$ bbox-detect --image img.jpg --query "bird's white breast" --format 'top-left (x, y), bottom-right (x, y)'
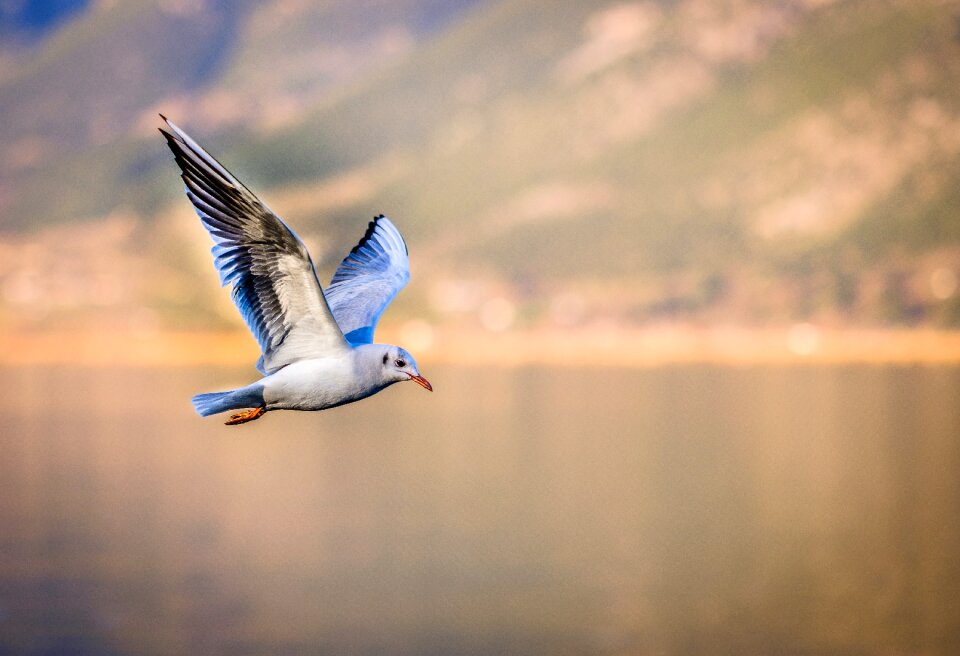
top-left (261, 353), bottom-right (384, 411)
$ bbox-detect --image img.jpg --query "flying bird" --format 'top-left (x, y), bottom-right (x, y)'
top-left (159, 115), bottom-right (432, 425)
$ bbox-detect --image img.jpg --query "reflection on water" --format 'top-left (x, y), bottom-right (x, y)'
top-left (1, 365), bottom-right (959, 655)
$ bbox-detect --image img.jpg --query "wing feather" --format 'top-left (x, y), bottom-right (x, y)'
top-left (326, 215), bottom-right (410, 344)
top-left (159, 116), bottom-right (349, 373)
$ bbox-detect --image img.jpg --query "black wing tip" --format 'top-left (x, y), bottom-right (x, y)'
top-left (157, 118), bottom-right (233, 190)
top-left (368, 213), bottom-right (408, 255)
top-left (157, 114), bottom-right (183, 148)
top-left (158, 128), bottom-right (192, 173)
top-left (350, 214), bottom-right (410, 255)
top-left (158, 128), bottom-right (185, 162)
top-left (348, 217), bottom-right (382, 255)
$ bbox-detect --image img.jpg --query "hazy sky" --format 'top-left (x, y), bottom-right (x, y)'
top-left (0, 0), bottom-right (88, 39)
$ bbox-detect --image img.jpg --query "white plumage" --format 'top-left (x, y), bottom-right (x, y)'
top-left (160, 115), bottom-right (432, 425)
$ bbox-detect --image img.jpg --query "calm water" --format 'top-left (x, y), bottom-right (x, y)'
top-left (0, 364), bottom-right (958, 655)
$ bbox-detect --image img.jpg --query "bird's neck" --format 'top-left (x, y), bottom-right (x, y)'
top-left (351, 343), bottom-right (391, 382)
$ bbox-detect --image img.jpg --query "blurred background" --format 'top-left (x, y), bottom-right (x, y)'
top-left (2, 0), bottom-right (960, 353)
top-left (1, 0), bottom-right (960, 654)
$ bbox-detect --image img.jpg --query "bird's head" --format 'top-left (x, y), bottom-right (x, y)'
top-left (381, 345), bottom-right (432, 391)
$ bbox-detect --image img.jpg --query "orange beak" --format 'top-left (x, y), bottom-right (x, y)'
top-left (409, 374), bottom-right (433, 392)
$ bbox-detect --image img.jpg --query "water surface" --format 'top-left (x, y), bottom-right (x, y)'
top-left (1, 365), bottom-right (958, 654)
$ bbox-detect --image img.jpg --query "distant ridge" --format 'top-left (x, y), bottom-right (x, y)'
top-left (1, 0), bottom-right (959, 330)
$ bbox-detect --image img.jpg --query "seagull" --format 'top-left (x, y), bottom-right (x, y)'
top-left (159, 115), bottom-right (432, 425)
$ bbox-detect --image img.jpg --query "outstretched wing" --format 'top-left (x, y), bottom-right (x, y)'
top-left (325, 215), bottom-right (410, 345)
top-left (159, 116), bottom-right (349, 374)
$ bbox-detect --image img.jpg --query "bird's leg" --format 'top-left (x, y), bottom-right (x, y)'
top-left (224, 405), bottom-right (266, 425)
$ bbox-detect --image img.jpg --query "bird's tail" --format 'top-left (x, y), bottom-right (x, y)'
top-left (192, 391), bottom-right (235, 417)
top-left (191, 385), bottom-right (265, 417)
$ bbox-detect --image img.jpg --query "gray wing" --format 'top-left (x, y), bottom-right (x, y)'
top-left (325, 215), bottom-right (410, 345)
top-left (159, 115), bottom-right (349, 374)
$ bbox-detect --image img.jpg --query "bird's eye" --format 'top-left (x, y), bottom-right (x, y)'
top-left (395, 358), bottom-right (406, 368)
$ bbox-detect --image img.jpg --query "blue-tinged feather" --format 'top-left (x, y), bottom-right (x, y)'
top-left (160, 116), bottom-right (349, 373)
top-left (325, 215), bottom-right (410, 345)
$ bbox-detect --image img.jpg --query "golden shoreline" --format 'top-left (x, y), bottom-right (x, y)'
top-left (3, 327), bottom-right (960, 367)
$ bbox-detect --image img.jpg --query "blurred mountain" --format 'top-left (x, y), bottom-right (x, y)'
top-left (2, 0), bottom-right (960, 333)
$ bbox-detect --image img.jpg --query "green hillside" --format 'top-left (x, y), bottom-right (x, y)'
top-left (2, 0), bottom-right (960, 330)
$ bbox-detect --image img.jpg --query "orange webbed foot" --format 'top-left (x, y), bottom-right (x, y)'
top-left (224, 406), bottom-right (265, 425)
